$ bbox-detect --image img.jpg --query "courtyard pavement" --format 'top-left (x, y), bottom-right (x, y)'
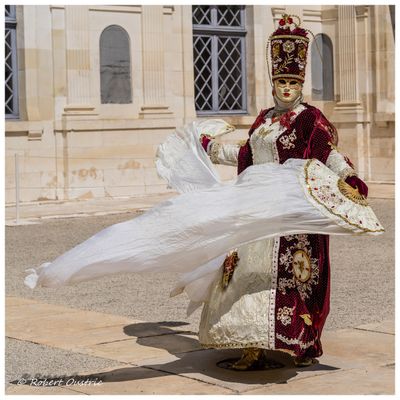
top-left (5, 296), bottom-right (395, 395)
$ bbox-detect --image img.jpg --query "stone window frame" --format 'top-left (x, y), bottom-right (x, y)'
top-left (311, 33), bottom-right (334, 101)
top-left (192, 5), bottom-right (248, 115)
top-left (5, 5), bottom-right (19, 118)
top-left (99, 24), bottom-right (132, 104)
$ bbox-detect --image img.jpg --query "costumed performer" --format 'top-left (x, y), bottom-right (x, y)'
top-left (23, 15), bottom-right (383, 374)
top-left (198, 14), bottom-right (369, 369)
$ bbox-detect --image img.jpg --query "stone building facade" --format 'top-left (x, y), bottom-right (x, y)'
top-left (5, 5), bottom-right (395, 204)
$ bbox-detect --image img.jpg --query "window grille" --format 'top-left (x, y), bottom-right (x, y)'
top-left (389, 5), bottom-right (395, 39)
top-left (311, 34), bottom-right (334, 101)
top-left (217, 6), bottom-right (242, 27)
top-left (5, 5), bottom-right (18, 117)
top-left (5, 5), bottom-right (15, 18)
top-left (100, 25), bottom-right (132, 104)
top-left (192, 5), bottom-right (247, 114)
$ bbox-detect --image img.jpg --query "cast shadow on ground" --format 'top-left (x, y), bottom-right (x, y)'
top-left (122, 321), bottom-right (338, 385)
top-left (10, 321), bottom-right (339, 389)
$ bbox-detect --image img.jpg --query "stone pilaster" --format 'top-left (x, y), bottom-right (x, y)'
top-left (64, 5), bottom-right (96, 115)
top-left (335, 5), bottom-right (362, 108)
top-left (373, 5), bottom-right (395, 116)
top-left (139, 5), bottom-right (172, 118)
top-left (331, 6), bottom-right (367, 181)
top-left (21, 6), bottom-right (41, 121)
top-left (252, 5), bottom-right (270, 112)
top-left (180, 5), bottom-right (197, 122)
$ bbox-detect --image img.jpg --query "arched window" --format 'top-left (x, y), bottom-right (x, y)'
top-left (311, 34), bottom-right (334, 101)
top-left (100, 25), bottom-right (132, 104)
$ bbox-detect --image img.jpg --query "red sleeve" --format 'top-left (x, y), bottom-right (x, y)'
top-left (200, 135), bottom-right (212, 151)
top-left (300, 107), bottom-right (338, 164)
top-left (238, 141), bottom-right (253, 174)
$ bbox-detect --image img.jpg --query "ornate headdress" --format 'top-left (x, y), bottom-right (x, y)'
top-left (267, 14), bottom-right (310, 84)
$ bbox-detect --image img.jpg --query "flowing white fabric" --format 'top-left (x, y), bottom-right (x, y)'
top-left (155, 119), bottom-right (234, 193)
top-left (25, 160), bottom-right (347, 288)
top-left (24, 120), bottom-right (384, 315)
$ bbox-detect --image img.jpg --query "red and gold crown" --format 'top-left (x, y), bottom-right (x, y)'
top-left (268, 14), bottom-right (309, 82)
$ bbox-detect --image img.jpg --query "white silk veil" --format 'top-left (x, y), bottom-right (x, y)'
top-left (24, 119), bottom-right (384, 316)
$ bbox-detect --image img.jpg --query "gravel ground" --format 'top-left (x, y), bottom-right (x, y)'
top-left (6, 198), bottom-right (394, 331)
top-left (328, 198), bottom-right (394, 329)
top-left (6, 212), bottom-right (204, 331)
top-left (5, 198), bottom-right (394, 385)
top-left (5, 337), bottom-right (122, 388)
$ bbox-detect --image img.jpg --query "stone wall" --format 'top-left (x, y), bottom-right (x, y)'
top-left (5, 5), bottom-right (394, 204)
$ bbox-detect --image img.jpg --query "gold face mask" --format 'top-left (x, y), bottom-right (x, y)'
top-left (273, 78), bottom-right (303, 103)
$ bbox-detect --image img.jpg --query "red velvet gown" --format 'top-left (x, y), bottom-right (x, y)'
top-left (199, 103), bottom-right (356, 358)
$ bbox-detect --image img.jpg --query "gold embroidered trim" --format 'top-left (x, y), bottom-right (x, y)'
top-left (209, 142), bottom-right (221, 164)
top-left (304, 159), bottom-right (384, 233)
top-left (201, 341), bottom-right (270, 349)
top-left (274, 53), bottom-right (295, 74)
top-left (271, 34), bottom-right (310, 42)
top-left (258, 126), bottom-right (273, 138)
top-left (337, 178), bottom-right (369, 206)
top-left (200, 342), bottom-right (295, 356)
top-left (272, 73), bottom-right (305, 81)
top-left (201, 338), bottom-right (309, 355)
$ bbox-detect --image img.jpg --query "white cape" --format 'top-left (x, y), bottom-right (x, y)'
top-left (24, 120), bottom-right (384, 314)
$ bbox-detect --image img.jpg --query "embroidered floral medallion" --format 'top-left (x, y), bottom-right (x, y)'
top-left (277, 235), bottom-right (319, 301)
top-left (283, 40), bottom-right (296, 53)
top-left (292, 250), bottom-right (311, 282)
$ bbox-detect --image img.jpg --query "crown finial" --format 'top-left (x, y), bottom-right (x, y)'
top-left (278, 14), bottom-right (294, 27)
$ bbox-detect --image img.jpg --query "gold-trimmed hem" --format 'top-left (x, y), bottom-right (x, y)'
top-left (304, 159), bottom-right (384, 233)
top-left (200, 342), bottom-right (296, 356)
